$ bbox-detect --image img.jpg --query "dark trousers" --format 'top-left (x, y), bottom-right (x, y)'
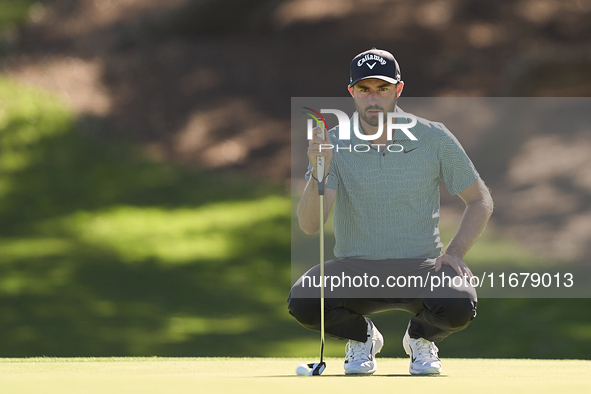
top-left (288, 259), bottom-right (478, 343)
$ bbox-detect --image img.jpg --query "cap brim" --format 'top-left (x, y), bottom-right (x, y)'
top-left (350, 75), bottom-right (400, 87)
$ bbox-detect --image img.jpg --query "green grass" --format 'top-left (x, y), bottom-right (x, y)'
top-left (0, 77), bottom-right (294, 356)
top-left (0, 358), bottom-right (589, 394)
top-left (1, 76), bottom-right (591, 359)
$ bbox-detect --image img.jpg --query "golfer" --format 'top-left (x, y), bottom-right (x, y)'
top-left (288, 48), bottom-right (494, 375)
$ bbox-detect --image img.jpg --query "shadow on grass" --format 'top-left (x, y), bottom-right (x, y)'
top-left (0, 79), bottom-right (310, 357)
top-left (1, 80), bottom-right (590, 359)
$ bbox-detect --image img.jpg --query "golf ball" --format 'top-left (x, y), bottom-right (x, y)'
top-left (296, 364), bottom-right (310, 376)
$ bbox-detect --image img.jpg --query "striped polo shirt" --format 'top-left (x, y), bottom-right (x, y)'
top-left (305, 107), bottom-right (479, 260)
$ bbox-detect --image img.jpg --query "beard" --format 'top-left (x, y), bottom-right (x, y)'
top-left (355, 98), bottom-right (398, 127)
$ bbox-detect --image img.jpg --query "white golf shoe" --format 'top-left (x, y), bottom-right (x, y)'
top-left (402, 324), bottom-right (442, 375)
top-left (343, 317), bottom-right (384, 375)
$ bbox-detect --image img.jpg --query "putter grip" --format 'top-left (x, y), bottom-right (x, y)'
top-left (316, 156), bottom-right (325, 195)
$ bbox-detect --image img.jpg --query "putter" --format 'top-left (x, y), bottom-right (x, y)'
top-left (307, 124), bottom-right (327, 376)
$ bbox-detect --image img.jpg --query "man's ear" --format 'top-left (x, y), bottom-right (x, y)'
top-left (396, 81), bottom-right (404, 98)
top-left (348, 85), bottom-right (354, 97)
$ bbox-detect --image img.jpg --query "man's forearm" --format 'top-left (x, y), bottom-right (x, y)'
top-left (297, 177), bottom-right (329, 235)
top-left (445, 197), bottom-right (494, 259)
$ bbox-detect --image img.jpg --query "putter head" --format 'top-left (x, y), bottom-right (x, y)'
top-left (307, 362), bottom-right (326, 376)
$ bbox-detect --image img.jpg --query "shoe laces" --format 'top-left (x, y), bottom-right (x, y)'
top-left (412, 338), bottom-right (439, 361)
top-left (345, 340), bottom-right (369, 362)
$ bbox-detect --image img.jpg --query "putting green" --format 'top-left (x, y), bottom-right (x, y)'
top-left (0, 357), bottom-right (589, 393)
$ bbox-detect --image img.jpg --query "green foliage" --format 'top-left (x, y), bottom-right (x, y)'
top-left (0, 0), bottom-right (36, 32)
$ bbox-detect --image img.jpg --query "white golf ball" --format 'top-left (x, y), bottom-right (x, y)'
top-left (296, 364), bottom-right (310, 376)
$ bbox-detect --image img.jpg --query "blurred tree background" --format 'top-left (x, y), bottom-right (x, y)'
top-left (0, 0), bottom-right (590, 358)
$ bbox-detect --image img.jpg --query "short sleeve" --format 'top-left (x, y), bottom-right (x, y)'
top-left (438, 126), bottom-right (479, 195)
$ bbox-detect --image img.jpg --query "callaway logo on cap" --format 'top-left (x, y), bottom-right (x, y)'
top-left (349, 48), bottom-right (401, 87)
